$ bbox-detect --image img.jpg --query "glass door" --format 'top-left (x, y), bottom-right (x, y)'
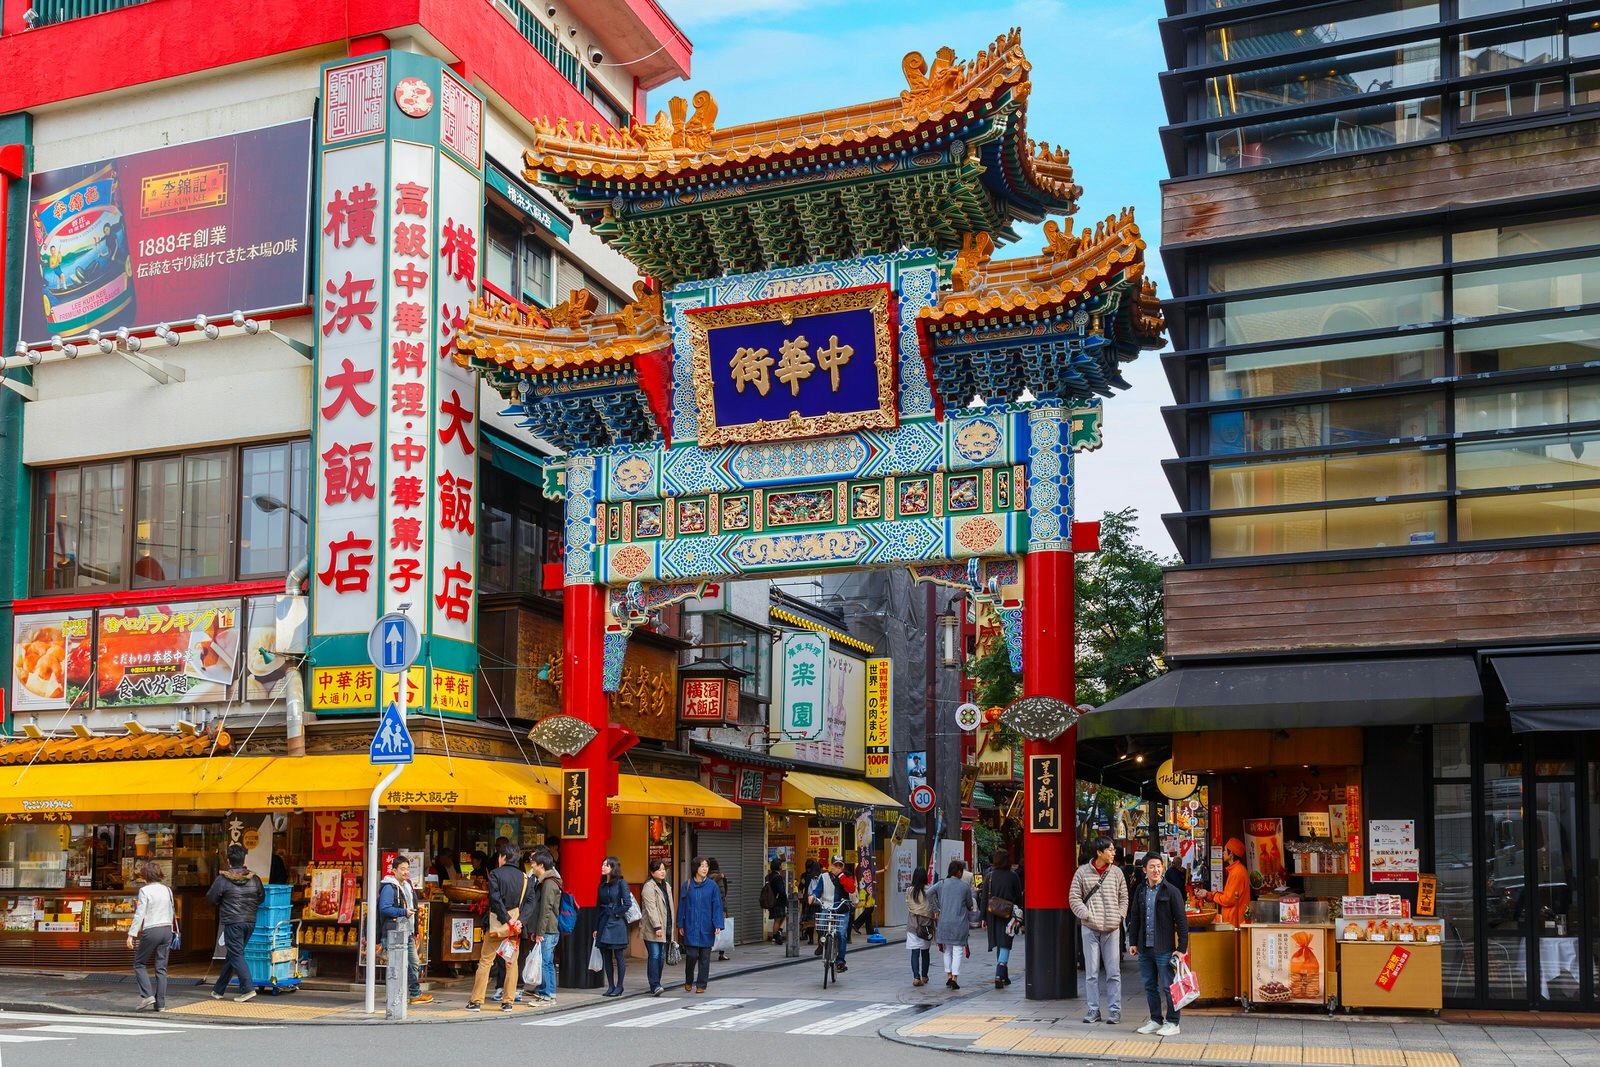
top-left (1530, 738), bottom-right (1592, 1010)
top-left (1481, 745), bottom-right (1528, 1003)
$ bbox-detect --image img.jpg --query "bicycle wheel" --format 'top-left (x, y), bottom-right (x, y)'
top-left (822, 931), bottom-right (834, 988)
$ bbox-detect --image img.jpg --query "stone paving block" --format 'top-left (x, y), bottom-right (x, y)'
top-left (1401, 1053), bottom-right (1461, 1067)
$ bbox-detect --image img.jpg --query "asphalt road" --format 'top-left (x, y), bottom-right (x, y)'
top-left (0, 936), bottom-right (1001, 1067)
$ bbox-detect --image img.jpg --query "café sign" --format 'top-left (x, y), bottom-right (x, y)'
top-left (1156, 757), bottom-right (1199, 800)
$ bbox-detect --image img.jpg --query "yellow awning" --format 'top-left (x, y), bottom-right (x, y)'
top-left (781, 771), bottom-right (901, 813)
top-left (195, 754), bottom-right (558, 812)
top-left (608, 774), bottom-right (740, 819)
top-left (0, 757), bottom-right (229, 814)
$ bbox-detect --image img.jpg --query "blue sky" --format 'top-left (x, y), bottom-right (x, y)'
top-left (655, 0), bottom-right (1178, 554)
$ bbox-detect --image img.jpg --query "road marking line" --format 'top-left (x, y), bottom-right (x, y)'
top-left (0, 1011), bottom-right (236, 1030)
top-left (523, 1000), bottom-right (659, 1026)
top-left (787, 1002), bottom-right (907, 1035)
top-left (0, 1035), bottom-right (70, 1043)
top-left (29, 1024), bottom-right (183, 1036)
top-left (700, 999), bottom-right (828, 1031)
top-left (610, 998), bottom-right (750, 1027)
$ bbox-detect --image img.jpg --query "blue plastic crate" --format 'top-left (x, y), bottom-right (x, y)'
top-left (262, 884), bottom-right (293, 906)
top-left (244, 942), bottom-right (298, 987)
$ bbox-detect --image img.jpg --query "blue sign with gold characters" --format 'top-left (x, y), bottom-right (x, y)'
top-left (686, 284), bottom-right (898, 447)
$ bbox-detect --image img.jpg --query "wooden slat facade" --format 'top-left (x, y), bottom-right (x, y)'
top-left (1165, 543), bottom-right (1600, 658)
top-left (1162, 119), bottom-right (1600, 251)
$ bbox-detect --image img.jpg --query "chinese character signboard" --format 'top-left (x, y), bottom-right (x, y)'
top-left (680, 677), bottom-right (729, 722)
top-left (562, 769), bottom-right (589, 838)
top-left (685, 285), bottom-right (897, 447)
top-left (865, 658), bottom-right (892, 779)
top-left (19, 121), bottom-right (312, 345)
top-left (311, 52), bottom-right (484, 718)
top-left (778, 632), bottom-right (827, 742)
top-left (1028, 754), bottom-right (1062, 833)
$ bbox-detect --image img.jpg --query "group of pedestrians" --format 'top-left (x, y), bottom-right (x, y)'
top-left (904, 850), bottom-right (1022, 991)
top-left (1071, 836), bottom-right (1192, 1037)
top-left (464, 842), bottom-right (564, 1012)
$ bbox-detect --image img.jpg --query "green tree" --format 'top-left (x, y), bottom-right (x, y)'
top-left (1074, 507), bottom-right (1174, 706)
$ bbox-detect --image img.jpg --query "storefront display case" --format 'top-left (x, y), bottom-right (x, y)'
top-left (1242, 900), bottom-right (1339, 1013)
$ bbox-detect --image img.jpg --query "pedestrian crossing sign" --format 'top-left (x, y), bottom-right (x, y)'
top-left (370, 701), bottom-right (414, 765)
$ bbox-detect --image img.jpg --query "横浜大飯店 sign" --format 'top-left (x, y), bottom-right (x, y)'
top-left (686, 284), bottom-right (898, 447)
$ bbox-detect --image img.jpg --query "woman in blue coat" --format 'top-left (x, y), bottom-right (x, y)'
top-left (594, 856), bottom-right (632, 997)
top-left (677, 855), bottom-right (723, 994)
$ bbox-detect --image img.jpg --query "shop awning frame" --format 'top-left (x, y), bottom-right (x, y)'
top-left (609, 774), bottom-right (741, 819)
top-left (1487, 651), bottom-right (1600, 733)
top-left (781, 771), bottom-right (901, 814)
top-left (1081, 655), bottom-right (1484, 739)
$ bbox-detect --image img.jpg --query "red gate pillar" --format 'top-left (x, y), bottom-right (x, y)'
top-left (1020, 403), bottom-right (1079, 1001)
top-left (560, 581), bottom-right (610, 905)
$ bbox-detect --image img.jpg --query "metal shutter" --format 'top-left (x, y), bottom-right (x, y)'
top-left (554, 255), bottom-right (585, 303)
top-left (693, 805), bottom-right (767, 945)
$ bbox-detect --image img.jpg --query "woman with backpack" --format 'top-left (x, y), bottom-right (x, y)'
top-left (594, 856), bottom-right (632, 997)
top-left (905, 866), bottom-right (934, 987)
top-left (762, 858), bottom-right (788, 943)
top-left (677, 855), bottom-right (724, 993)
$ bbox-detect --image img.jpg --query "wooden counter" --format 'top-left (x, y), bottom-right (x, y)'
top-left (1187, 929), bottom-right (1240, 1002)
top-left (1337, 940), bottom-right (1442, 1012)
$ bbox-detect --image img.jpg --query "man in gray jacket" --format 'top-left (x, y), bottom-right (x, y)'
top-left (1069, 836), bottom-right (1129, 1024)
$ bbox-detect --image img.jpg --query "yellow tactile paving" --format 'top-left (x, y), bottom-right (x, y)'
top-left (1202, 1045), bottom-right (1257, 1061)
top-left (1057, 1037), bottom-right (1115, 1055)
top-left (1151, 1043), bottom-right (1209, 1060)
top-left (1015, 1035), bottom-right (1071, 1053)
top-left (973, 1026), bottom-right (1035, 1050)
top-left (1254, 1045), bottom-right (1304, 1063)
top-left (902, 1012), bottom-right (1015, 1036)
top-left (165, 999), bottom-right (346, 1020)
top-left (1402, 1054), bottom-right (1459, 1067)
top-left (1303, 1048), bottom-right (1356, 1065)
top-left (1352, 1052), bottom-right (1407, 1067)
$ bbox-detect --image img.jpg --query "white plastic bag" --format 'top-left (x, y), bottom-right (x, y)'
top-left (496, 936), bottom-right (519, 962)
top-left (522, 944), bottom-right (542, 985)
top-left (713, 918), bottom-right (734, 954)
top-left (588, 941), bottom-right (604, 972)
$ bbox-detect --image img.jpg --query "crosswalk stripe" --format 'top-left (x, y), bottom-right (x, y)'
top-left (0, 1034), bottom-right (70, 1043)
top-left (29, 1024), bottom-right (184, 1036)
top-left (786, 1003), bottom-right (908, 1036)
top-left (700, 999), bottom-right (829, 1031)
top-left (523, 999), bottom-right (659, 1026)
top-left (609, 998), bottom-right (750, 1027)
top-left (0, 1011), bottom-right (237, 1030)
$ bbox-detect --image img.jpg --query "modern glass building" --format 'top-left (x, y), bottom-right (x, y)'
top-left (1141, 0), bottom-right (1600, 1011)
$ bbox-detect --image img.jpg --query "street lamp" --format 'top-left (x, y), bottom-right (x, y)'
top-left (937, 609), bottom-right (959, 668)
top-left (252, 493), bottom-right (309, 526)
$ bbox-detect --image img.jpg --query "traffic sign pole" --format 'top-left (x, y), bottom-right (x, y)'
top-left (363, 610), bottom-right (415, 1016)
top-left (363, 760), bottom-right (405, 1014)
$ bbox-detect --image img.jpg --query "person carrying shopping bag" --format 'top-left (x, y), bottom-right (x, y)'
top-left (641, 858), bottom-right (674, 996)
top-left (594, 856), bottom-right (632, 997)
top-left (1127, 852), bottom-right (1190, 1037)
top-left (984, 848), bottom-right (1023, 990)
top-left (905, 867), bottom-right (935, 987)
top-left (677, 856), bottom-right (723, 993)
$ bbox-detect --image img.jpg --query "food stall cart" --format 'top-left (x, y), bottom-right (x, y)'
top-left (1241, 900), bottom-right (1338, 1013)
top-left (1336, 896), bottom-right (1443, 1013)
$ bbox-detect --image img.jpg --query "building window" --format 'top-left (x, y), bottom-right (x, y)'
top-left (584, 82), bottom-right (629, 128)
top-left (1206, 275), bottom-right (1445, 348)
top-left (1208, 333), bottom-right (1446, 401)
top-left (33, 441), bottom-right (308, 595)
top-left (478, 465), bottom-right (562, 595)
top-left (701, 614), bottom-right (772, 700)
top-left (522, 242), bottom-right (552, 306)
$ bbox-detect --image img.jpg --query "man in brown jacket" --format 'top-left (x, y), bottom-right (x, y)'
top-left (1070, 836), bottom-right (1129, 1024)
top-left (526, 847), bottom-right (564, 1004)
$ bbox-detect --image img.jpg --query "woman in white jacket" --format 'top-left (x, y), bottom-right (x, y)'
top-left (127, 861), bottom-right (176, 1011)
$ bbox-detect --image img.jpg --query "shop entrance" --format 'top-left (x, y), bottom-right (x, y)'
top-left (1434, 726), bottom-right (1600, 1010)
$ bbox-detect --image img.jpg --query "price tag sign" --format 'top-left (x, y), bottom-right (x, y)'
top-left (1416, 875), bottom-right (1436, 917)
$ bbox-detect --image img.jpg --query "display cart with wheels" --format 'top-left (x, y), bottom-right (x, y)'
top-left (246, 917), bottom-right (302, 995)
top-left (1239, 901), bottom-right (1339, 1015)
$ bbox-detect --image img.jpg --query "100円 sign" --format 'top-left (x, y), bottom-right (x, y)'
top-left (1028, 754), bottom-right (1063, 833)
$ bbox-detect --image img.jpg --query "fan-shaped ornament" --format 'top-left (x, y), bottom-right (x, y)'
top-left (998, 695), bottom-right (1083, 742)
top-left (527, 715), bottom-right (598, 757)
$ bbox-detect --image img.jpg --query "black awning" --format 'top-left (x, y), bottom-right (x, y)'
top-left (1488, 653), bottom-right (1600, 733)
top-left (1079, 656), bottom-right (1483, 740)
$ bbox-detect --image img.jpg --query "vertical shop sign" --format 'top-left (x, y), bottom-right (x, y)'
top-left (864, 658), bottom-right (892, 778)
top-left (312, 53), bottom-right (484, 717)
top-left (1345, 785), bottom-right (1362, 873)
top-left (562, 769), bottom-right (589, 838)
top-left (1028, 754), bottom-right (1062, 833)
top-left (779, 632), bottom-right (827, 741)
top-left (1416, 875), bottom-right (1436, 917)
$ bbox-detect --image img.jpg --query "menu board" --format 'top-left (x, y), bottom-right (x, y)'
top-left (10, 610), bottom-right (93, 712)
top-left (1368, 820), bottom-right (1419, 883)
top-left (1298, 812), bottom-right (1332, 837)
top-left (96, 600), bottom-right (240, 707)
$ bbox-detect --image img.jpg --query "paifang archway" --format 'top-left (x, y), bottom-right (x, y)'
top-left (454, 29), bottom-right (1165, 1000)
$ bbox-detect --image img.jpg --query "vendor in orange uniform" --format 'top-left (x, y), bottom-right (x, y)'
top-left (1196, 838), bottom-right (1251, 926)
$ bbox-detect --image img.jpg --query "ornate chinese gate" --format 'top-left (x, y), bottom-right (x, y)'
top-left (455, 30), bottom-right (1163, 999)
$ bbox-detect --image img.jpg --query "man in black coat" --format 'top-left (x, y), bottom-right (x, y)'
top-left (1126, 852), bottom-right (1189, 1038)
top-left (206, 844), bottom-right (265, 1002)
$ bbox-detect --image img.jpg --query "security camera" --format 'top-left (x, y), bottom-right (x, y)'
top-left (591, 49), bottom-right (603, 65)
top-left (569, 25), bottom-right (578, 37)
top-left (546, 3), bottom-right (556, 16)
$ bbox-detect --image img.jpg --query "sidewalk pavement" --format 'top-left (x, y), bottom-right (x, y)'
top-left (0, 927), bottom-right (903, 1025)
top-left (885, 947), bottom-right (1600, 1067)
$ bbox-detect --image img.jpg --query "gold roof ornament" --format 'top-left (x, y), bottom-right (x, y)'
top-left (454, 279), bottom-right (671, 377)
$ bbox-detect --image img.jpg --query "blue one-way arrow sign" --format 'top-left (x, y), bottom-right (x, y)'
top-left (367, 612), bottom-right (420, 674)
top-left (370, 701), bottom-right (414, 765)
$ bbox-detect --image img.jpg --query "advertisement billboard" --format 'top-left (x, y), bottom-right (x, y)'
top-left (20, 120), bottom-right (312, 344)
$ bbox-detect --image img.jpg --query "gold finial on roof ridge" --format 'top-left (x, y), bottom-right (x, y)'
top-left (547, 287), bottom-right (599, 331)
top-left (950, 231), bottom-right (995, 293)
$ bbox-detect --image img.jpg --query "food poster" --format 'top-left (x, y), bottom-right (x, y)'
top-left (307, 868), bottom-right (342, 920)
top-left (648, 816), bottom-right (674, 864)
top-left (242, 595), bottom-right (291, 701)
top-left (448, 915), bottom-right (476, 959)
top-left (808, 825), bottom-right (841, 867)
top-left (1250, 926), bottom-right (1326, 1005)
top-left (1244, 817), bottom-right (1287, 893)
top-left (96, 599), bottom-right (240, 707)
top-left (1368, 820), bottom-right (1420, 883)
top-left (11, 611), bottom-right (93, 711)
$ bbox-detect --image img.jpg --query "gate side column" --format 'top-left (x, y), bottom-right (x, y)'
top-left (1022, 405), bottom-right (1078, 1001)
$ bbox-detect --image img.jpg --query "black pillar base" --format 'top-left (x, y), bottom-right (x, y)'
top-left (1024, 906), bottom-right (1077, 1001)
top-left (557, 906), bottom-right (603, 990)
